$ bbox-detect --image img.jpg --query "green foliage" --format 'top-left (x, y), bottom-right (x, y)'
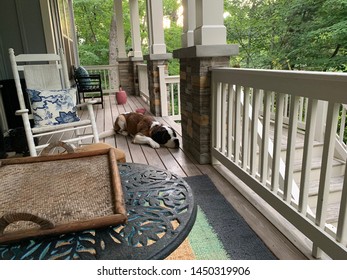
top-left (283, 0), bottom-right (347, 71)
top-left (73, 0), bottom-right (113, 65)
top-left (165, 25), bottom-right (182, 75)
top-left (74, 0), bottom-right (134, 65)
top-left (225, 0), bottom-right (347, 71)
top-left (163, 0), bottom-right (181, 23)
top-left (163, 1), bottom-right (182, 75)
top-left (74, 0), bottom-right (346, 72)
top-left (73, 0), bottom-right (181, 72)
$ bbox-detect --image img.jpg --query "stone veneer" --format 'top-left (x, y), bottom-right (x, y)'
top-left (117, 58), bottom-right (143, 96)
top-left (174, 45), bottom-right (238, 164)
top-left (179, 56), bottom-right (230, 164)
top-left (144, 54), bottom-right (172, 116)
top-left (147, 60), bottom-right (168, 116)
top-left (131, 60), bottom-right (143, 96)
top-left (117, 59), bottom-right (135, 96)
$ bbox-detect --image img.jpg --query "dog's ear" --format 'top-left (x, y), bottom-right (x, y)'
top-left (170, 127), bottom-right (177, 137)
top-left (114, 121), bottom-right (120, 132)
top-left (151, 127), bottom-right (171, 144)
top-left (113, 114), bottom-right (126, 132)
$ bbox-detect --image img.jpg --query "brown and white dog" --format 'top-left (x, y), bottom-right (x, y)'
top-left (100, 112), bottom-right (179, 149)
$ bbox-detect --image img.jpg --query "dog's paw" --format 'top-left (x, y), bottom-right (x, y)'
top-left (120, 131), bottom-right (128, 136)
top-left (150, 141), bottom-right (160, 149)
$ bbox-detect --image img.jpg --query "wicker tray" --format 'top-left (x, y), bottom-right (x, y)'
top-left (0, 144), bottom-right (127, 244)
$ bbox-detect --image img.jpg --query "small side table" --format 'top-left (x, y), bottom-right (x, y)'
top-left (0, 163), bottom-right (197, 259)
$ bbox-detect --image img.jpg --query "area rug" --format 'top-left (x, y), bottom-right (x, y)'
top-left (166, 175), bottom-right (277, 260)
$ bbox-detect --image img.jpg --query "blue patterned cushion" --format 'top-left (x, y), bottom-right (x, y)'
top-left (74, 66), bottom-right (91, 88)
top-left (27, 88), bottom-right (80, 128)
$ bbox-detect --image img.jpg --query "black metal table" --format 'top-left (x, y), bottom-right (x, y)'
top-left (0, 163), bottom-right (197, 260)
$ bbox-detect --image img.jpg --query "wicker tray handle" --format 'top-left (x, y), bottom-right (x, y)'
top-left (41, 141), bottom-right (75, 156)
top-left (0, 213), bottom-right (55, 235)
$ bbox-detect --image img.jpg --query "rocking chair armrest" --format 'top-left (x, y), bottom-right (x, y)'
top-left (76, 99), bottom-right (98, 108)
top-left (15, 109), bottom-right (29, 115)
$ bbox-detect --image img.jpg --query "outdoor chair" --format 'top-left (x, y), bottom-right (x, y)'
top-left (74, 67), bottom-right (104, 108)
top-left (8, 48), bottom-right (99, 157)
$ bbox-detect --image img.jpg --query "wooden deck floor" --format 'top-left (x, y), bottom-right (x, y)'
top-left (45, 94), bottom-right (308, 259)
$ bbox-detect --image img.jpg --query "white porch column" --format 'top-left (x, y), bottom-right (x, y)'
top-left (115, 0), bottom-right (127, 58)
top-left (181, 0), bottom-right (196, 47)
top-left (68, 0), bottom-right (79, 65)
top-left (194, 0), bottom-right (226, 45)
top-left (129, 0), bottom-right (143, 58)
top-left (146, 0), bottom-right (167, 54)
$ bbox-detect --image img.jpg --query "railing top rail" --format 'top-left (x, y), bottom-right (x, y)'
top-left (212, 67), bottom-right (347, 104)
top-left (165, 75), bottom-right (180, 83)
top-left (84, 65), bottom-right (117, 70)
top-left (212, 67), bottom-right (347, 80)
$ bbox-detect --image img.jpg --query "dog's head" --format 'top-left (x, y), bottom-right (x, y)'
top-left (151, 126), bottom-right (180, 148)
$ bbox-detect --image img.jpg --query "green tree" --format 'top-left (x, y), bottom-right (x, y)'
top-left (163, 0), bottom-right (182, 75)
top-left (225, 0), bottom-right (347, 71)
top-left (225, 0), bottom-right (291, 69)
top-left (284, 0), bottom-right (347, 71)
top-left (73, 0), bottom-right (113, 65)
top-left (165, 25), bottom-right (181, 75)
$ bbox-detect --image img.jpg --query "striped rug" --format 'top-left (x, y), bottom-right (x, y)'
top-left (166, 206), bottom-right (230, 260)
top-left (166, 175), bottom-right (276, 260)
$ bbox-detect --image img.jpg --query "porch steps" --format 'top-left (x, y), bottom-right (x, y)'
top-left (280, 142), bottom-right (323, 162)
top-left (284, 141), bottom-right (345, 229)
top-left (269, 122), bottom-right (345, 229)
top-left (292, 155), bottom-right (345, 183)
top-left (308, 176), bottom-right (343, 227)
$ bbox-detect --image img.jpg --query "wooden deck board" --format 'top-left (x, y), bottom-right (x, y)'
top-left (114, 134), bottom-right (131, 162)
top-left (156, 148), bottom-right (187, 177)
top-left (141, 145), bottom-right (166, 170)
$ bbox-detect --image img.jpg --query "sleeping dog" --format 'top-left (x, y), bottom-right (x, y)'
top-left (99, 112), bottom-right (179, 149)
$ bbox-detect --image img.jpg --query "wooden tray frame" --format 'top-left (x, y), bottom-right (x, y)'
top-left (0, 148), bottom-right (127, 244)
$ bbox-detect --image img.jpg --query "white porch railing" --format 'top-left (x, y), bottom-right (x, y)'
top-left (138, 63), bottom-right (181, 120)
top-left (211, 67), bottom-right (347, 259)
top-left (138, 63), bottom-right (150, 104)
top-left (84, 65), bottom-right (118, 94)
top-left (337, 104), bottom-right (347, 155)
top-left (158, 65), bottom-right (181, 121)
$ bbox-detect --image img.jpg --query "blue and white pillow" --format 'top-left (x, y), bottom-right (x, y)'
top-left (27, 88), bottom-right (80, 128)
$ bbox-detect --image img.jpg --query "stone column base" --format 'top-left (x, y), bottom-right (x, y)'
top-left (131, 58), bottom-right (144, 96)
top-left (117, 58), bottom-right (143, 96)
top-left (118, 59), bottom-right (135, 96)
top-left (174, 45), bottom-right (238, 164)
top-left (144, 53), bottom-right (172, 116)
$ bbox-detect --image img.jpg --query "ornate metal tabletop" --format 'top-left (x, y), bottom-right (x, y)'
top-left (0, 163), bottom-right (197, 260)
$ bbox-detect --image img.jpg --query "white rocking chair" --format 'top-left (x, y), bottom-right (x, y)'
top-left (9, 48), bottom-right (99, 156)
